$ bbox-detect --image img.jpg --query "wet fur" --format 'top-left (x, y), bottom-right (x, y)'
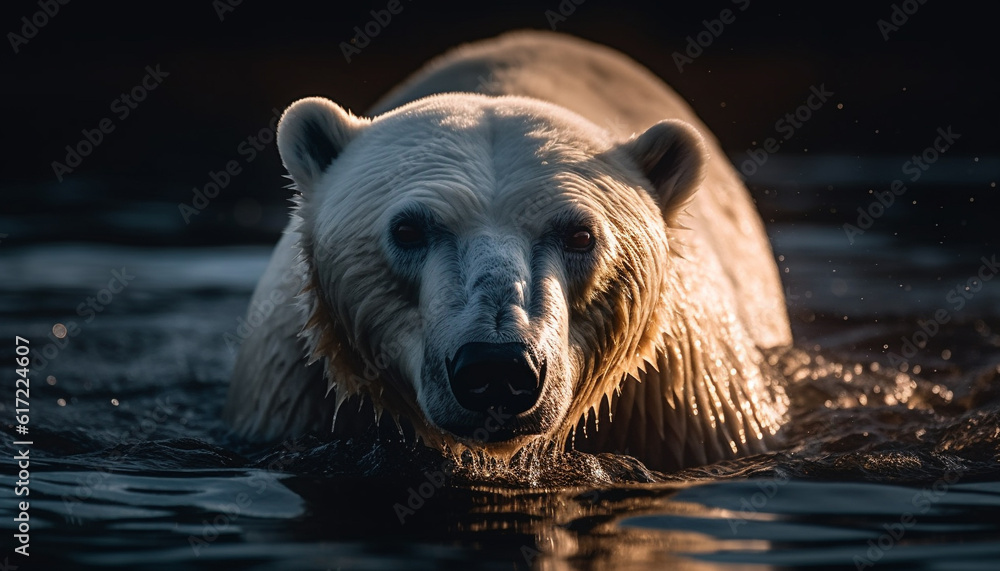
top-left (224, 31), bottom-right (791, 472)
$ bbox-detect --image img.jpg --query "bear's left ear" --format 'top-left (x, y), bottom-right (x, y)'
top-left (277, 97), bottom-right (370, 193)
top-left (619, 120), bottom-right (708, 222)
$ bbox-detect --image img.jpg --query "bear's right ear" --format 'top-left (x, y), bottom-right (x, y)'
top-left (277, 97), bottom-right (369, 193)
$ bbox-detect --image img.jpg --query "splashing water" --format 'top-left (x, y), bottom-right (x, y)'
top-left (1, 221), bottom-right (998, 569)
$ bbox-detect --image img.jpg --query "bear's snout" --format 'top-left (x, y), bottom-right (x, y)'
top-left (446, 342), bottom-right (545, 421)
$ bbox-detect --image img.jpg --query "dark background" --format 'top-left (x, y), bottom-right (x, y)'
top-left (1, 0), bottom-right (996, 248)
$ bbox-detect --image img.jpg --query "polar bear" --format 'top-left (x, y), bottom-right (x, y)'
top-left (224, 31), bottom-right (791, 472)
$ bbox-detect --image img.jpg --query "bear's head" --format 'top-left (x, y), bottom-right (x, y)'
top-left (277, 94), bottom-right (707, 455)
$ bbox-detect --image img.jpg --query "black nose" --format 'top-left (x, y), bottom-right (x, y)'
top-left (447, 342), bottom-right (544, 415)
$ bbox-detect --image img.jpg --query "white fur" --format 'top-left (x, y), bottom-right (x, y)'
top-left (224, 31), bottom-right (791, 471)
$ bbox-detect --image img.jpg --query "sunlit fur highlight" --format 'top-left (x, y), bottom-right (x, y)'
top-left (225, 32), bottom-right (791, 473)
top-left (286, 95), bottom-right (786, 469)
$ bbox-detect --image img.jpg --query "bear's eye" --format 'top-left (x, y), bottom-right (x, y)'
top-left (562, 227), bottom-right (594, 252)
top-left (392, 220), bottom-right (425, 248)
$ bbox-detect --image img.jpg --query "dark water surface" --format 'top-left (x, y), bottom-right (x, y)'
top-left (2, 214), bottom-right (1000, 569)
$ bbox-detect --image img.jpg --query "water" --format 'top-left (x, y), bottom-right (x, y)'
top-left (2, 205), bottom-right (999, 569)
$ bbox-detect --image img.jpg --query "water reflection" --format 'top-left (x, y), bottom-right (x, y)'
top-left (1, 223), bottom-right (998, 569)
top-left (12, 466), bottom-right (1000, 570)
